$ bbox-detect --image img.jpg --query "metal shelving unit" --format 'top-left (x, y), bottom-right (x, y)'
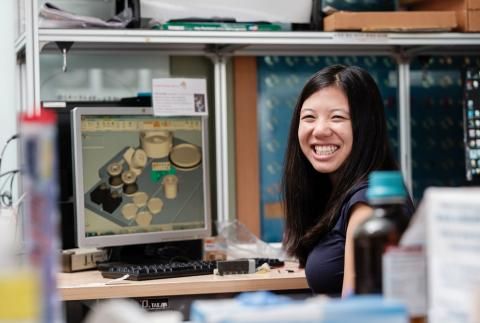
top-left (15, 1), bottom-right (480, 221)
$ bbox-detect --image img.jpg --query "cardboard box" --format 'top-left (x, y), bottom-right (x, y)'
top-left (407, 0), bottom-right (480, 31)
top-left (203, 236), bottom-right (227, 261)
top-left (464, 10), bottom-right (480, 30)
top-left (324, 11), bottom-right (457, 32)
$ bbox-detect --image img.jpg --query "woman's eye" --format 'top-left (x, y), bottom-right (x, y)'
top-left (300, 115), bottom-right (315, 120)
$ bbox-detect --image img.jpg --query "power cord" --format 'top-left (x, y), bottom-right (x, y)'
top-left (0, 134), bottom-right (19, 175)
top-left (0, 134), bottom-right (20, 208)
top-left (0, 170), bottom-right (20, 208)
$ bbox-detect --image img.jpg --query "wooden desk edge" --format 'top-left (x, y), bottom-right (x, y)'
top-left (58, 263), bottom-right (309, 301)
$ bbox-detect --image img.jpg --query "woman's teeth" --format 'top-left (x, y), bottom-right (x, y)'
top-left (314, 145), bottom-right (338, 155)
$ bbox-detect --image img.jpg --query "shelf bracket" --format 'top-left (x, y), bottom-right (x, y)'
top-left (403, 45), bottom-right (437, 57)
top-left (208, 54), bottom-right (234, 223)
top-left (39, 41), bottom-right (49, 53)
top-left (55, 41), bottom-right (74, 72)
top-left (396, 49), bottom-right (413, 197)
top-left (216, 44), bottom-right (250, 55)
top-left (392, 46), bottom-right (411, 65)
top-left (205, 44), bottom-right (250, 56)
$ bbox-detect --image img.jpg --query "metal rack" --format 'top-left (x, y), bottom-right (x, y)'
top-left (15, 1), bottom-right (480, 221)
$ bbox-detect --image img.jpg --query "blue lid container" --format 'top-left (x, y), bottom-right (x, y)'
top-left (366, 171), bottom-right (407, 202)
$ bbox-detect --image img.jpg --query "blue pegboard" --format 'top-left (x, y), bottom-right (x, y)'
top-left (410, 56), bottom-right (480, 201)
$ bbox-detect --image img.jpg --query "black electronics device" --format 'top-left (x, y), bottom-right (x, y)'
top-left (463, 68), bottom-right (480, 181)
top-left (310, 0), bottom-right (324, 30)
top-left (115, 0), bottom-right (141, 28)
top-left (216, 259), bottom-right (256, 275)
top-left (319, 0), bottom-right (397, 12)
top-left (43, 100), bottom-right (122, 249)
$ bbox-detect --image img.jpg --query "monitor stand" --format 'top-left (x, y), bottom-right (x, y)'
top-left (103, 239), bottom-right (204, 264)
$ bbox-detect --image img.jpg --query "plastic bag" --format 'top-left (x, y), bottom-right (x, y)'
top-left (39, 2), bottom-right (132, 29)
top-left (216, 220), bottom-right (287, 260)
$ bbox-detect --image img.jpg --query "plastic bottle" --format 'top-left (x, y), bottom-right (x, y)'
top-left (354, 171), bottom-right (409, 295)
top-left (20, 109), bottom-right (63, 323)
top-left (0, 205), bottom-right (40, 323)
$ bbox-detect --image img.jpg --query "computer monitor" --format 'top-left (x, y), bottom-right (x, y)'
top-left (71, 107), bottom-right (211, 248)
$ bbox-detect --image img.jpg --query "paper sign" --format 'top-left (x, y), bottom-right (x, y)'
top-left (383, 246), bottom-right (427, 318)
top-left (424, 187), bottom-right (480, 323)
top-left (152, 78), bottom-right (208, 116)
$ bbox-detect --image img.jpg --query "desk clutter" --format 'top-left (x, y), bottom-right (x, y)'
top-left (83, 293), bottom-right (409, 323)
top-left (191, 292), bottom-right (409, 323)
top-left (98, 258), bottom-right (285, 281)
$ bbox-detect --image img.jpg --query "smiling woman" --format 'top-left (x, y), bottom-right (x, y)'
top-left (281, 65), bottom-right (413, 296)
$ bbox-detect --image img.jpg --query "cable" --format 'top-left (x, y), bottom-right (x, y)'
top-left (0, 170), bottom-right (19, 208)
top-left (0, 134), bottom-right (19, 176)
top-left (0, 133), bottom-right (21, 207)
top-left (0, 170), bottom-right (20, 208)
top-left (0, 169), bottom-right (20, 179)
top-left (6, 170), bottom-right (16, 207)
top-left (0, 171), bottom-right (18, 193)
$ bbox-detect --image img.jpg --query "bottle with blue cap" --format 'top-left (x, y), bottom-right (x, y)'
top-left (354, 170), bottom-right (410, 295)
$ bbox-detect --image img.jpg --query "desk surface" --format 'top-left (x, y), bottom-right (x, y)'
top-left (58, 262), bottom-right (309, 301)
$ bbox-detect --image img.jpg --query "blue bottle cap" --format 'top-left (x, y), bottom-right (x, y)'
top-left (366, 171), bottom-right (406, 201)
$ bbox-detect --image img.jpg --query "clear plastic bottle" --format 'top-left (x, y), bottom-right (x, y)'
top-left (354, 171), bottom-right (409, 295)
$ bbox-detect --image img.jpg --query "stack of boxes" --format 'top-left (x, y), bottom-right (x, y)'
top-left (407, 0), bottom-right (480, 32)
top-left (321, 0), bottom-right (458, 32)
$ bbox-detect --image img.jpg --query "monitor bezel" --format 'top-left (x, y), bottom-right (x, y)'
top-left (71, 106), bottom-right (211, 248)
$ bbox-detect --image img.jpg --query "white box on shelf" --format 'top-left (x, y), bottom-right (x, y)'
top-left (141, 0), bottom-right (312, 24)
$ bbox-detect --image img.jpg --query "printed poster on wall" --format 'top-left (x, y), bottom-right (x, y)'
top-left (152, 78), bottom-right (208, 116)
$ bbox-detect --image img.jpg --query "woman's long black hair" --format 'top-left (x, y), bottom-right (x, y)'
top-left (282, 65), bottom-right (398, 266)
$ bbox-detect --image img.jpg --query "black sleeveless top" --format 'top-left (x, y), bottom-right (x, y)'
top-left (304, 181), bottom-right (413, 296)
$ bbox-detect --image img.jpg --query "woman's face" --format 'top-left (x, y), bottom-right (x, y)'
top-left (298, 86), bottom-right (353, 176)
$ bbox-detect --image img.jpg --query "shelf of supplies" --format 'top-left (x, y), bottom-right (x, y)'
top-left (33, 29), bottom-right (480, 56)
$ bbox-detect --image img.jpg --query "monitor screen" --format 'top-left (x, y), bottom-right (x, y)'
top-left (71, 107), bottom-right (211, 248)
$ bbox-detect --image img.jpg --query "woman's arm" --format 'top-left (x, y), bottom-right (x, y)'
top-left (342, 202), bottom-right (373, 297)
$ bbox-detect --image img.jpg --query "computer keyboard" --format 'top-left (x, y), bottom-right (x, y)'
top-left (99, 258), bottom-right (284, 281)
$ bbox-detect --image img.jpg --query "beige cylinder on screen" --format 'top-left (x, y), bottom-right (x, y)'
top-left (140, 130), bottom-right (172, 159)
top-left (163, 174), bottom-right (178, 199)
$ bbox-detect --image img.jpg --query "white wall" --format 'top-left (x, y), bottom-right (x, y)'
top-left (0, 0), bottom-right (18, 182)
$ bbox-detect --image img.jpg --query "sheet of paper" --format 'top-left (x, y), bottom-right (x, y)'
top-left (152, 78), bottom-right (208, 116)
top-left (399, 199), bottom-right (426, 247)
top-left (383, 246), bottom-right (427, 318)
top-left (424, 187), bottom-right (480, 323)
